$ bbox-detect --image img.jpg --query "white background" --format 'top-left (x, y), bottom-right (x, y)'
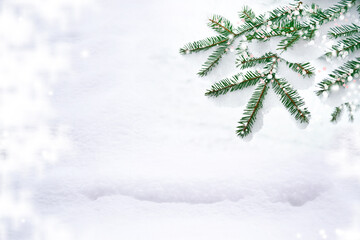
top-left (2, 0), bottom-right (360, 239)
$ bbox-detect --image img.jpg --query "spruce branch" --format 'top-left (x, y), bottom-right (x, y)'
top-left (277, 33), bottom-right (301, 51)
top-left (205, 71), bottom-right (262, 97)
top-left (310, 0), bottom-right (357, 26)
top-left (263, 55), bottom-right (280, 73)
top-left (316, 57), bottom-right (360, 95)
top-left (331, 102), bottom-right (360, 122)
top-left (179, 35), bottom-right (228, 55)
top-left (316, 79), bottom-right (341, 96)
top-left (247, 20), bottom-right (304, 42)
top-left (285, 61), bottom-right (315, 77)
top-left (208, 15), bottom-right (236, 36)
top-left (243, 0), bottom-right (355, 47)
top-left (246, 29), bottom-right (283, 41)
top-left (346, 102), bottom-right (355, 122)
top-left (236, 15), bottom-right (266, 36)
top-left (236, 82), bottom-right (269, 138)
top-left (304, 0), bottom-right (358, 46)
top-left (239, 6), bottom-right (256, 22)
top-left (266, 1), bottom-right (304, 24)
top-left (180, 1), bottom-right (324, 138)
top-left (234, 53), bottom-right (311, 138)
top-left (236, 52), bottom-right (277, 69)
top-left (271, 78), bottom-right (310, 123)
top-left (318, 0), bottom-right (360, 125)
top-left (181, 1), bottom-right (315, 77)
top-left (325, 36), bottom-right (360, 57)
top-left (182, 0), bottom-right (358, 78)
top-left (241, 1), bottom-right (351, 47)
top-left (236, 40), bottom-right (251, 56)
top-left (197, 45), bottom-right (230, 77)
top-left (317, 0), bottom-right (360, 126)
top-left (328, 24), bottom-right (360, 39)
top-left (236, 1), bottom-right (304, 36)
top-left (304, 26), bottom-right (317, 40)
top-left (247, 26), bottom-right (299, 42)
top-left (331, 105), bottom-right (343, 122)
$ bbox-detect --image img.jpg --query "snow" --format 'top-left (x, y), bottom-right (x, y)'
top-left (2, 0), bottom-right (360, 239)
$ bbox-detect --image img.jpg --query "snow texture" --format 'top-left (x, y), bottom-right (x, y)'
top-left (2, 0), bottom-right (360, 239)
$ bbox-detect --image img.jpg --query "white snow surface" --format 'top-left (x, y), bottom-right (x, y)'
top-left (4, 0), bottom-right (360, 239)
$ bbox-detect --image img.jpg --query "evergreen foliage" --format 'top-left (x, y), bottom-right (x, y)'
top-left (325, 36), bottom-right (360, 57)
top-left (208, 51), bottom-right (312, 138)
top-left (285, 61), bottom-right (315, 77)
top-left (205, 71), bottom-right (262, 97)
top-left (310, 0), bottom-right (357, 26)
top-left (236, 82), bottom-right (269, 137)
top-left (180, 1), bottom-right (307, 77)
top-left (239, 6), bottom-right (256, 22)
top-left (179, 35), bottom-right (228, 55)
top-left (328, 23), bottom-right (360, 39)
top-left (180, 0), bottom-right (359, 138)
top-left (316, 57), bottom-right (360, 96)
top-left (208, 15), bottom-right (236, 36)
top-left (197, 45), bottom-right (230, 77)
top-left (331, 102), bottom-right (360, 122)
top-left (317, 0), bottom-right (360, 122)
top-left (271, 78), bottom-right (310, 123)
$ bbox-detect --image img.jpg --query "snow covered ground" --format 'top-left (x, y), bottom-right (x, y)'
top-left (2, 0), bottom-right (360, 239)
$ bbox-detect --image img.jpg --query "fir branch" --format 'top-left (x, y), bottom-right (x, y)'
top-left (208, 15), bottom-right (236, 36)
top-left (182, 0), bottom-right (357, 79)
top-left (331, 102), bottom-right (360, 122)
top-left (263, 55), bottom-right (279, 73)
top-left (179, 35), bottom-right (228, 55)
top-left (237, 82), bottom-right (269, 138)
top-left (311, 0), bottom-right (357, 26)
top-left (267, 1), bottom-right (304, 24)
top-left (198, 45), bottom-right (229, 77)
top-left (180, 1), bottom-right (319, 138)
top-left (246, 20), bottom-right (303, 41)
top-left (239, 6), bottom-right (256, 22)
top-left (188, 15), bottom-right (237, 76)
top-left (205, 71), bottom-right (262, 97)
top-left (277, 33), bottom-right (301, 51)
top-left (304, 27), bottom-right (317, 40)
top-left (325, 35), bottom-right (360, 57)
top-left (236, 52), bottom-right (277, 69)
top-left (236, 1), bottom-right (303, 36)
top-left (316, 79), bottom-right (340, 96)
top-left (246, 29), bottom-right (283, 41)
top-left (236, 40), bottom-right (251, 56)
top-left (182, 1), bottom-right (310, 77)
top-left (330, 105), bottom-right (343, 123)
top-left (316, 57), bottom-right (360, 95)
top-left (304, 0), bottom-right (357, 43)
top-left (272, 78), bottom-right (310, 123)
top-left (345, 102), bottom-right (355, 122)
top-left (328, 24), bottom-right (360, 39)
top-left (285, 61), bottom-right (315, 77)
top-left (236, 15), bottom-right (265, 36)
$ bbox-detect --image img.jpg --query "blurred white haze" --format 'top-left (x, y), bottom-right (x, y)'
top-left (1, 0), bottom-right (360, 239)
